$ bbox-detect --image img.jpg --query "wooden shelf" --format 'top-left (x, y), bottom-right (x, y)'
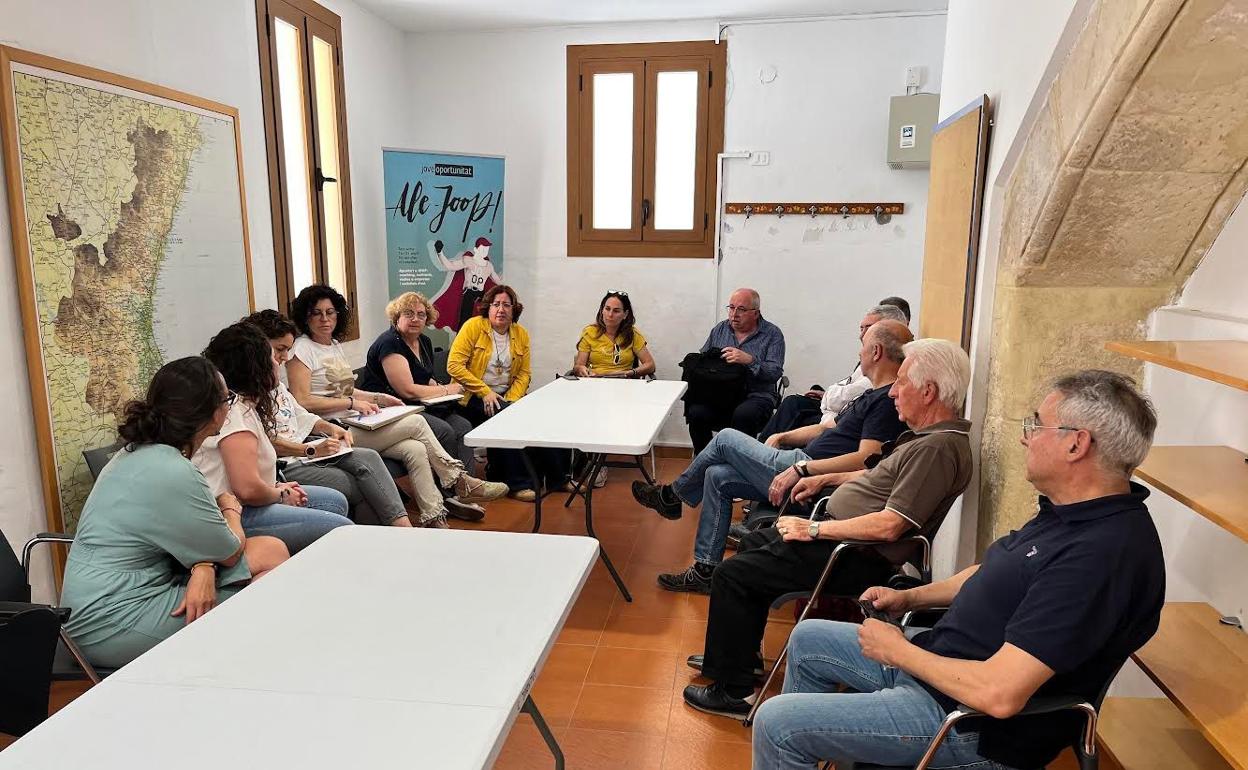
top-left (1131, 603), bottom-right (1248, 770)
top-left (1105, 340), bottom-right (1248, 392)
top-left (1135, 445), bottom-right (1248, 543)
top-left (1099, 697), bottom-right (1232, 769)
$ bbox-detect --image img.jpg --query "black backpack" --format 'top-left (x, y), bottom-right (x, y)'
top-left (679, 349), bottom-right (749, 412)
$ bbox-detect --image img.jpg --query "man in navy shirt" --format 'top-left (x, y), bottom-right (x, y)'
top-left (685, 288), bottom-right (787, 453)
top-left (753, 370), bottom-right (1164, 770)
top-left (633, 320), bottom-right (913, 593)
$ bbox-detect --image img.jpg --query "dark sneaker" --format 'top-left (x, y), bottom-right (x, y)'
top-left (444, 496), bottom-right (485, 522)
top-left (686, 654), bottom-right (766, 678)
top-left (658, 563), bottom-right (714, 594)
top-left (632, 480), bottom-right (682, 520)
top-left (682, 682), bottom-right (755, 719)
top-left (725, 521), bottom-right (753, 551)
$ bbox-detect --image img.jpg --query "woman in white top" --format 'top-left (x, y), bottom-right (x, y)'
top-left (286, 285), bottom-right (507, 528)
top-left (193, 322), bottom-right (352, 554)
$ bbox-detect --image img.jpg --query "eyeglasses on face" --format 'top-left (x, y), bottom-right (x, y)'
top-left (400, 310), bottom-right (428, 321)
top-left (1021, 415), bottom-right (1090, 441)
top-left (490, 301), bottom-right (513, 310)
top-left (726, 304), bottom-right (757, 315)
top-left (309, 308), bottom-right (338, 319)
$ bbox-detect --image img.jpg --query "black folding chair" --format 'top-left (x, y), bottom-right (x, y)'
top-left (82, 440), bottom-right (124, 481)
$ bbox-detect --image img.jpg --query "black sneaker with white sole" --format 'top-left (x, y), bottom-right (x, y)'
top-left (657, 563), bottom-right (714, 594)
top-left (682, 682), bottom-right (755, 719)
top-left (631, 480), bottom-right (683, 520)
top-left (686, 654), bottom-right (766, 678)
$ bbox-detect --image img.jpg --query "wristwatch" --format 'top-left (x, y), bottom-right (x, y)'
top-left (305, 444), bottom-right (317, 457)
top-left (808, 520), bottom-right (820, 540)
top-left (794, 460), bottom-right (810, 477)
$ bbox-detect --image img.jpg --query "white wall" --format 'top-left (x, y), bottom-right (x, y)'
top-left (404, 12), bottom-right (946, 444)
top-left (0, 0), bottom-right (408, 600)
top-left (929, 0), bottom-right (1085, 576)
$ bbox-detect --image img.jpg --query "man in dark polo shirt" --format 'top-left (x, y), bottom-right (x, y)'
top-left (752, 370), bottom-right (1164, 770)
top-left (632, 320), bottom-right (913, 594)
top-left (682, 338), bottom-right (974, 718)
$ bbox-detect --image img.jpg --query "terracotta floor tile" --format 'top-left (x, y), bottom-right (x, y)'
top-left (587, 647), bottom-right (680, 689)
top-left (538, 643), bottom-right (596, 684)
top-left (599, 612), bottom-right (686, 652)
top-left (549, 727), bottom-right (667, 770)
top-left (571, 684), bottom-right (673, 736)
top-left (527, 679), bottom-right (583, 728)
top-left (611, 567), bottom-right (701, 619)
top-left (662, 737), bottom-right (754, 769)
top-left (558, 593), bottom-right (611, 646)
top-left (678, 619), bottom-right (709, 658)
top-left (494, 721), bottom-right (557, 770)
top-left (665, 687), bottom-right (754, 744)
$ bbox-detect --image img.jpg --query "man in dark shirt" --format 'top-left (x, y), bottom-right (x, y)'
top-left (752, 370), bottom-right (1164, 770)
top-left (633, 320), bottom-right (913, 594)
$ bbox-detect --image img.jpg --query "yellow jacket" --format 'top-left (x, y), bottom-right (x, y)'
top-left (447, 316), bottom-right (532, 404)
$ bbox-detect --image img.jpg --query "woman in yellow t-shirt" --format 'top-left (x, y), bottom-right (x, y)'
top-left (573, 291), bottom-right (657, 378)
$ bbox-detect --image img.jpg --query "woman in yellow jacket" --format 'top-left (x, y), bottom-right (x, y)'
top-left (448, 284), bottom-right (570, 501)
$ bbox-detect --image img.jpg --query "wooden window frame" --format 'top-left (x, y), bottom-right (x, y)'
top-left (567, 41), bottom-right (726, 259)
top-left (255, 0), bottom-right (359, 338)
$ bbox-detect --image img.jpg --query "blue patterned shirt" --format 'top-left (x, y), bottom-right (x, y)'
top-left (700, 317), bottom-right (786, 396)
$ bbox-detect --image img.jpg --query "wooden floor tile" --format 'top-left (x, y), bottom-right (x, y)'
top-left (572, 684), bottom-right (673, 736)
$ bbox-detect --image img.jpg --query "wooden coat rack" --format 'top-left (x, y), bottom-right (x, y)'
top-left (724, 201), bottom-right (904, 224)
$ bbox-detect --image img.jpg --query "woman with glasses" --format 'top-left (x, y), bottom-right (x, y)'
top-left (287, 284), bottom-right (506, 527)
top-left (194, 322), bottom-right (353, 553)
top-left (61, 357), bottom-right (290, 667)
top-left (448, 284), bottom-right (571, 501)
top-left (572, 290), bottom-right (656, 379)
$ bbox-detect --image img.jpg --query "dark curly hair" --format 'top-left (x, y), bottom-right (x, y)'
top-left (591, 291), bottom-right (636, 349)
top-left (291, 284), bottom-right (351, 340)
top-left (476, 284), bottom-right (523, 322)
top-left (203, 322), bottom-right (279, 432)
top-left (243, 309), bottom-right (298, 341)
top-left (117, 356), bottom-right (225, 454)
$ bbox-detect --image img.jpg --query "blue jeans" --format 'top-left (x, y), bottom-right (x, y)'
top-left (753, 620), bottom-right (1005, 770)
top-left (671, 429), bottom-right (809, 565)
top-left (241, 485), bottom-right (351, 555)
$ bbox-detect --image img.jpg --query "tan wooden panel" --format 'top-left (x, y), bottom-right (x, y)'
top-left (1134, 445), bottom-right (1248, 543)
top-left (1132, 603), bottom-right (1248, 770)
top-left (1106, 340), bottom-right (1248, 392)
top-left (1100, 697), bottom-right (1233, 770)
top-left (918, 97), bottom-right (989, 350)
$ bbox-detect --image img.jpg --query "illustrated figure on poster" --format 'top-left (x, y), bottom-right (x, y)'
top-left (429, 236), bottom-right (502, 329)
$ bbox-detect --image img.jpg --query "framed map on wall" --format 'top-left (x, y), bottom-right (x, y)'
top-left (0, 46), bottom-right (255, 536)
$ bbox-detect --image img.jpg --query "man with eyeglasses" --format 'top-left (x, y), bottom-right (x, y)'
top-left (684, 288), bottom-right (787, 454)
top-left (751, 369), bottom-right (1165, 770)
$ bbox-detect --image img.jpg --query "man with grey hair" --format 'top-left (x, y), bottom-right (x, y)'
top-left (682, 338), bottom-right (974, 719)
top-left (685, 287), bottom-right (787, 453)
top-left (753, 370), bottom-right (1165, 770)
top-left (761, 300), bottom-right (911, 448)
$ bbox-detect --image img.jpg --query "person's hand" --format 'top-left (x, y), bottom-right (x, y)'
top-left (443, 382), bottom-right (465, 396)
top-left (171, 564), bottom-right (217, 625)
top-left (314, 438), bottom-right (341, 457)
top-left (353, 398), bottom-right (381, 415)
top-left (573, 365), bottom-right (592, 377)
top-left (768, 466), bottom-right (800, 506)
top-left (329, 424), bottom-right (353, 446)
top-left (483, 390), bottom-right (504, 416)
top-left (764, 433), bottom-right (785, 449)
top-left (858, 618), bottom-right (907, 667)
top-left (792, 475), bottom-right (833, 503)
top-left (776, 515), bottom-right (816, 543)
top-left (434, 239), bottom-right (444, 254)
top-left (860, 585), bottom-right (911, 615)
top-left (720, 347), bottom-right (754, 366)
top-left (375, 393), bottom-right (404, 407)
top-left (277, 481), bottom-right (307, 506)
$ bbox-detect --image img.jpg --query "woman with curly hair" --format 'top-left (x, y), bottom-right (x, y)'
top-left (572, 290), bottom-right (655, 378)
top-left (61, 357), bottom-right (288, 667)
top-left (193, 321), bottom-right (352, 553)
top-left (286, 284), bottom-right (506, 527)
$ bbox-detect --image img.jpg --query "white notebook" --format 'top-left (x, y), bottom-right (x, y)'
top-left (419, 393), bottom-right (462, 406)
top-left (341, 404), bottom-right (424, 430)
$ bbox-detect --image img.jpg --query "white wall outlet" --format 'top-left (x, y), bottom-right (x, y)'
top-left (751, 151), bottom-right (771, 166)
top-left (905, 66), bottom-right (922, 88)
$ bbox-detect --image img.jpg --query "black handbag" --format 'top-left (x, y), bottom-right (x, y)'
top-left (678, 349), bottom-right (749, 412)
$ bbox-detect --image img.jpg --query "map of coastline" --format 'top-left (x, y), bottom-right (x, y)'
top-left (12, 64), bottom-right (249, 531)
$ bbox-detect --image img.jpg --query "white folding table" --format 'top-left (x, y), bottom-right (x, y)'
top-left (464, 377), bottom-right (687, 602)
top-left (1, 527), bottom-right (598, 769)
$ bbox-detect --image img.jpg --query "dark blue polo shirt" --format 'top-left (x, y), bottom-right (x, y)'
top-left (803, 384), bottom-right (906, 460)
top-left (911, 483), bottom-right (1165, 768)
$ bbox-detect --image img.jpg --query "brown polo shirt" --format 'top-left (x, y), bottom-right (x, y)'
top-left (818, 418), bottom-right (973, 562)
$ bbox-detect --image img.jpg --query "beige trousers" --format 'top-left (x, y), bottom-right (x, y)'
top-left (350, 413), bottom-right (465, 521)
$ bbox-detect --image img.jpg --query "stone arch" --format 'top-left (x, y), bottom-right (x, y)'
top-left (979, 0), bottom-right (1248, 545)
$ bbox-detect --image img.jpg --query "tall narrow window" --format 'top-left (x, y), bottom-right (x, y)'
top-left (568, 42), bottom-right (725, 259)
top-left (256, 0), bottom-right (358, 335)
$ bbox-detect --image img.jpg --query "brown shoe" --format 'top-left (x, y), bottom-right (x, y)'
top-left (509, 488), bottom-right (537, 503)
top-left (454, 474), bottom-right (509, 504)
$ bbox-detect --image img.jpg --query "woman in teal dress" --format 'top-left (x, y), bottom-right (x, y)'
top-left (60, 356), bottom-right (290, 668)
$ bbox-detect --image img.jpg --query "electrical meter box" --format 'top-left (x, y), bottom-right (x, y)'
top-left (887, 93), bottom-right (940, 169)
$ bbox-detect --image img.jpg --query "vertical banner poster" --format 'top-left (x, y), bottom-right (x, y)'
top-left (383, 149), bottom-right (504, 333)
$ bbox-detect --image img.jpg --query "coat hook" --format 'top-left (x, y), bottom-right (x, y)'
top-left (839, 205), bottom-right (850, 218)
top-left (808, 204), bottom-right (818, 218)
top-left (743, 204), bottom-right (753, 219)
top-left (873, 205), bottom-right (891, 225)
top-left (775, 205), bottom-right (785, 219)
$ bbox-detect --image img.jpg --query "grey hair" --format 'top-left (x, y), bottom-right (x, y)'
top-left (866, 304), bottom-right (908, 325)
top-left (900, 339), bottom-right (971, 412)
top-left (868, 322), bottom-right (908, 364)
top-left (1051, 370), bottom-right (1156, 477)
top-left (732, 287), bottom-right (761, 310)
